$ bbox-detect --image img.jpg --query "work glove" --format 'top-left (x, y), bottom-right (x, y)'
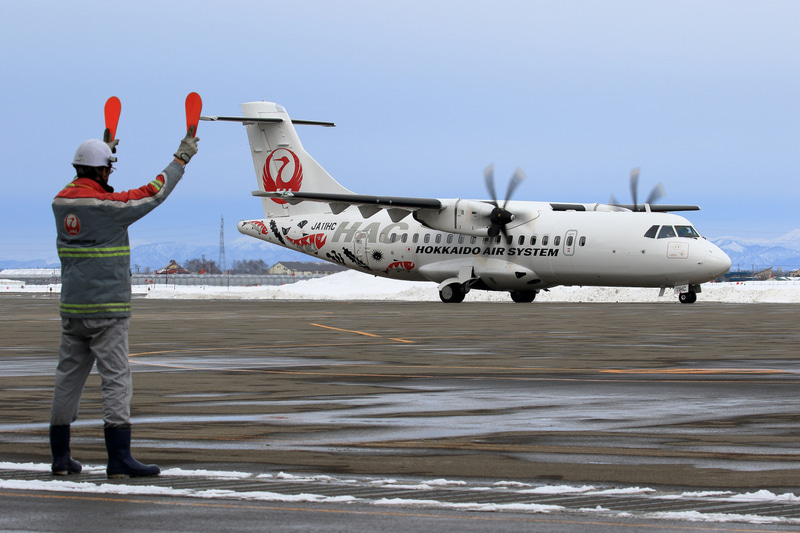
top-left (174, 126), bottom-right (199, 164)
top-left (103, 128), bottom-right (119, 154)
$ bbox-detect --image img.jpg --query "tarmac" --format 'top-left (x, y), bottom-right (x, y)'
top-left (3, 294), bottom-right (800, 530)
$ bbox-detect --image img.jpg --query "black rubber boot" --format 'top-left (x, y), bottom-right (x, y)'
top-left (50, 425), bottom-right (82, 475)
top-left (104, 426), bottom-right (160, 479)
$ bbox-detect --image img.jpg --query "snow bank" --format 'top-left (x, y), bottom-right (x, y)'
top-left (4, 269), bottom-right (800, 303)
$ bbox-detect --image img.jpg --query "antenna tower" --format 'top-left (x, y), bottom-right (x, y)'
top-left (219, 215), bottom-right (226, 273)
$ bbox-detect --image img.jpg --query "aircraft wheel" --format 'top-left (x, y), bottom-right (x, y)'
top-left (679, 291), bottom-right (697, 304)
top-left (510, 290), bottom-right (536, 303)
top-left (439, 283), bottom-right (466, 303)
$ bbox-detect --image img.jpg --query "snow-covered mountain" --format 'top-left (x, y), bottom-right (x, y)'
top-left (129, 237), bottom-right (308, 272)
top-left (713, 230), bottom-right (800, 273)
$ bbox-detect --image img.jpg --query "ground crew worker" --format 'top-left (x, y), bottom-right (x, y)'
top-left (49, 126), bottom-right (198, 478)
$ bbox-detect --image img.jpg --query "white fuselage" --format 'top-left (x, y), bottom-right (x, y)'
top-left (239, 201), bottom-right (731, 292)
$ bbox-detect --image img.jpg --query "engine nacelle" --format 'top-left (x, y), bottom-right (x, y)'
top-left (413, 199), bottom-right (495, 237)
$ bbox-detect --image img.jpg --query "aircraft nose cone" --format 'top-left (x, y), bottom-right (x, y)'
top-left (705, 245), bottom-right (732, 278)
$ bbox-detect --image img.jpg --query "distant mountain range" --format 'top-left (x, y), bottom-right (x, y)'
top-left (4, 232), bottom-right (800, 273)
top-left (0, 237), bottom-right (309, 271)
top-left (714, 230), bottom-right (800, 273)
top-left (126, 237), bottom-right (310, 273)
top-left (126, 237), bottom-right (312, 273)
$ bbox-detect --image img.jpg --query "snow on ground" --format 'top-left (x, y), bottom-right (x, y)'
top-left (1, 462), bottom-right (799, 525)
top-left (3, 269), bottom-right (800, 303)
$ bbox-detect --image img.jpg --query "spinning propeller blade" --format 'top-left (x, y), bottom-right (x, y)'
top-left (646, 182), bottom-right (666, 205)
top-left (483, 165), bottom-right (525, 238)
top-left (613, 167), bottom-right (667, 211)
top-left (630, 166), bottom-right (641, 211)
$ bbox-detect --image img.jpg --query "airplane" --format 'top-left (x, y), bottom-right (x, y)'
top-left (201, 101), bottom-right (732, 304)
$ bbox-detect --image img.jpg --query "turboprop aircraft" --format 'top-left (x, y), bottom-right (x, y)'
top-left (202, 101), bottom-right (731, 304)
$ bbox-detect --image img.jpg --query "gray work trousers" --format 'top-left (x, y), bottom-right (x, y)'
top-left (50, 317), bottom-right (132, 427)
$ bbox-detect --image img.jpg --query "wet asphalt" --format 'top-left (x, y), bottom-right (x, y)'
top-left (2, 295), bottom-right (800, 531)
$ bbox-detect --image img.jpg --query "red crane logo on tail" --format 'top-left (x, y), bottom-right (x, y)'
top-left (263, 149), bottom-right (303, 204)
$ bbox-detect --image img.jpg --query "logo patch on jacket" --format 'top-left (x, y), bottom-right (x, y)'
top-left (64, 214), bottom-right (81, 236)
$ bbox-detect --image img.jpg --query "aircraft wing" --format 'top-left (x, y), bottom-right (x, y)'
top-left (609, 204), bottom-right (700, 212)
top-left (550, 203), bottom-right (700, 212)
top-left (253, 190), bottom-right (442, 222)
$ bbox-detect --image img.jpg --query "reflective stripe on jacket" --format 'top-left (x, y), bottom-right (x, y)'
top-left (52, 160), bottom-right (185, 318)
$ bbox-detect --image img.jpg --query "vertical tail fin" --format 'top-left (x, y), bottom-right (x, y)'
top-left (240, 101), bottom-right (351, 217)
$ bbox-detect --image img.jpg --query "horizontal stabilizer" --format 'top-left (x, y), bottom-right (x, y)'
top-left (201, 115), bottom-right (335, 127)
top-left (253, 190), bottom-right (442, 210)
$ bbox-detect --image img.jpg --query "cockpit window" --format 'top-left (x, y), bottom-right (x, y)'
top-left (675, 225), bottom-right (700, 238)
top-left (644, 225), bottom-right (659, 239)
top-left (657, 225), bottom-right (677, 239)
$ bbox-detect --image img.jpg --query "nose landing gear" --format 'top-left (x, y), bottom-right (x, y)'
top-left (679, 291), bottom-right (697, 304)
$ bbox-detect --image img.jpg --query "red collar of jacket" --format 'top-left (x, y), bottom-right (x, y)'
top-left (61, 177), bottom-right (114, 195)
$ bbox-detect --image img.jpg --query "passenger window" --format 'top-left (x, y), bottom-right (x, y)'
top-left (657, 226), bottom-right (677, 239)
top-left (518, 235), bottom-right (525, 246)
top-left (554, 236), bottom-right (561, 246)
top-left (530, 235), bottom-right (537, 246)
top-left (542, 235), bottom-right (549, 246)
top-left (424, 234), bottom-right (431, 243)
top-left (506, 235), bottom-right (513, 245)
top-left (413, 234), bottom-right (419, 243)
top-left (644, 225), bottom-right (659, 239)
top-left (435, 234), bottom-right (442, 244)
top-left (458, 234), bottom-right (465, 244)
top-left (676, 225), bottom-right (700, 238)
top-left (566, 236), bottom-right (573, 247)
top-left (470, 236), bottom-right (477, 244)
top-left (579, 236), bottom-right (586, 246)
top-left (446, 234), bottom-right (453, 244)
top-left (401, 234), bottom-right (408, 243)
top-left (390, 233), bottom-right (397, 243)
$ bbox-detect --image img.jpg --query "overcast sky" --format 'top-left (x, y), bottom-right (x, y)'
top-left (2, 1), bottom-right (798, 264)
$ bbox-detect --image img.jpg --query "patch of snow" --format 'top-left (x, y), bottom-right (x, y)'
top-left (5, 269), bottom-right (800, 303)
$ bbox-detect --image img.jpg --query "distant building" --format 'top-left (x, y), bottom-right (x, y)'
top-left (267, 261), bottom-right (346, 276)
top-left (154, 259), bottom-right (190, 275)
top-left (754, 267), bottom-right (773, 281)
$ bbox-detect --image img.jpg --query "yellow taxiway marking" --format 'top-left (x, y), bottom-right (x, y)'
top-left (310, 322), bottom-right (413, 343)
top-left (601, 368), bottom-right (785, 375)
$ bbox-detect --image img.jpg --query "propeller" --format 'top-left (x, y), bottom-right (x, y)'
top-left (612, 167), bottom-right (665, 212)
top-left (484, 164), bottom-right (527, 238)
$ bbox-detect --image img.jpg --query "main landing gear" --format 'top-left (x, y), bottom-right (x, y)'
top-left (439, 283), bottom-right (466, 303)
top-left (439, 284), bottom-right (539, 304)
top-left (509, 290), bottom-right (537, 303)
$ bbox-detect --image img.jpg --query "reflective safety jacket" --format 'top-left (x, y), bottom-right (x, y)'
top-left (52, 161), bottom-right (185, 318)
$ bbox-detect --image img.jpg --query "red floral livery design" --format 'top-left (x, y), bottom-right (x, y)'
top-left (64, 214), bottom-right (81, 236)
top-left (386, 261), bottom-right (415, 273)
top-left (286, 233), bottom-right (327, 251)
top-left (263, 149), bottom-right (303, 204)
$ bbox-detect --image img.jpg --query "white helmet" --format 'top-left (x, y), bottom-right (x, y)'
top-left (72, 139), bottom-right (117, 167)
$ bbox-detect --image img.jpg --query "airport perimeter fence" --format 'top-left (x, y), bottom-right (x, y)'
top-left (7, 273), bottom-right (321, 287)
top-left (131, 273), bottom-right (317, 287)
